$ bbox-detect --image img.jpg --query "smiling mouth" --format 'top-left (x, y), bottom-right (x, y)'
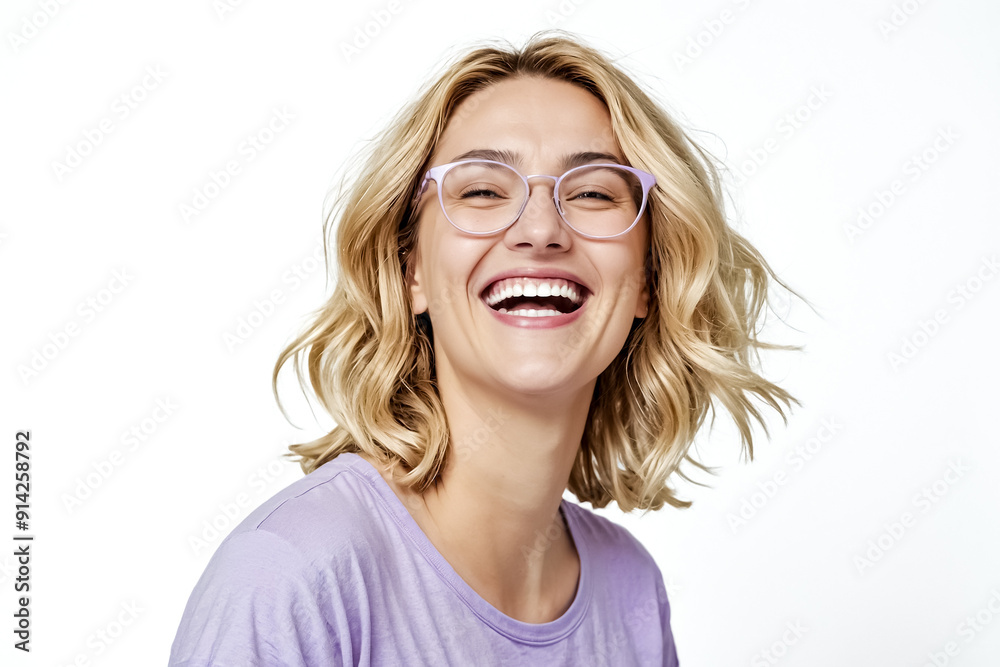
top-left (481, 277), bottom-right (589, 317)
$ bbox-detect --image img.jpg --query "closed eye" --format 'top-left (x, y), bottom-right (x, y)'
top-left (571, 190), bottom-right (614, 201)
top-left (460, 187), bottom-right (506, 199)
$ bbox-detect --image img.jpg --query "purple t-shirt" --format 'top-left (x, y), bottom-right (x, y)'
top-left (170, 452), bottom-right (679, 666)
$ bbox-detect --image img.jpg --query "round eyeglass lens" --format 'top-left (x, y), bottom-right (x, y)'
top-left (440, 161), bottom-right (527, 234)
top-left (558, 164), bottom-right (642, 238)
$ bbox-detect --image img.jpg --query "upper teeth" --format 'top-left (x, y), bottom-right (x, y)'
top-left (483, 277), bottom-right (585, 307)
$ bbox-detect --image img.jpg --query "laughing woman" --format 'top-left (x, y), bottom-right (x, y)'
top-left (170, 32), bottom-right (796, 666)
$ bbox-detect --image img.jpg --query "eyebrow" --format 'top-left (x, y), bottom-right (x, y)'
top-left (447, 149), bottom-right (625, 170)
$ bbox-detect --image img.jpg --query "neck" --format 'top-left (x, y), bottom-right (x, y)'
top-left (414, 358), bottom-right (591, 620)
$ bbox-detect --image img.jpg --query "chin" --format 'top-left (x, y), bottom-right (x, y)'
top-left (489, 363), bottom-right (597, 400)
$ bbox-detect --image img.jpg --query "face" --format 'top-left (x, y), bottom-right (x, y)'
top-left (407, 76), bottom-right (650, 400)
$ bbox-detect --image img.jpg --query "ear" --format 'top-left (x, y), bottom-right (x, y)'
top-left (405, 248), bottom-right (428, 316)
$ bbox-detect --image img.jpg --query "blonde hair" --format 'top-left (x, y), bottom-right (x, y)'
top-left (272, 31), bottom-right (801, 512)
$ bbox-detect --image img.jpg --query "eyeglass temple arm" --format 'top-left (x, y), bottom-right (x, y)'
top-left (409, 171), bottom-right (433, 210)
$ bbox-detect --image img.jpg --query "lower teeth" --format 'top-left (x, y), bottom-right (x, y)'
top-left (497, 308), bottom-right (562, 317)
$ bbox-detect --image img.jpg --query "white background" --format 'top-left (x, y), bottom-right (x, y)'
top-left (2, 0), bottom-right (998, 665)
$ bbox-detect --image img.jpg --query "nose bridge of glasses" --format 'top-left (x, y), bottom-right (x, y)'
top-left (520, 173), bottom-right (565, 219)
top-left (522, 173), bottom-right (558, 196)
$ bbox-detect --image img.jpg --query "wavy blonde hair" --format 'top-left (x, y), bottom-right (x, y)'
top-left (273, 31), bottom-right (801, 512)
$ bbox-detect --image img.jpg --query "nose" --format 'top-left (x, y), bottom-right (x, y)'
top-left (502, 175), bottom-right (573, 251)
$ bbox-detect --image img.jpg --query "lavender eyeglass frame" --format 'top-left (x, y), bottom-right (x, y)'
top-left (415, 159), bottom-right (657, 240)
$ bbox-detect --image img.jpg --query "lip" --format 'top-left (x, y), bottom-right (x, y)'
top-left (479, 267), bottom-right (592, 299)
top-left (479, 267), bottom-right (592, 329)
top-left (483, 295), bottom-right (588, 329)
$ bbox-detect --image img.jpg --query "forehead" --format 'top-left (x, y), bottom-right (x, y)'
top-left (433, 76), bottom-right (623, 167)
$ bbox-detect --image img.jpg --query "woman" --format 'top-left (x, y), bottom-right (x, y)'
top-left (170, 31), bottom-right (796, 666)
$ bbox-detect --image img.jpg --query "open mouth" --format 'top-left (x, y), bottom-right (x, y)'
top-left (481, 277), bottom-right (589, 317)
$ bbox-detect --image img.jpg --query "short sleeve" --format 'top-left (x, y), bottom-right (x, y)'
top-left (169, 530), bottom-right (345, 667)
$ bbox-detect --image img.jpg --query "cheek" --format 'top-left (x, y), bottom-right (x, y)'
top-left (628, 233), bottom-right (652, 292)
top-left (611, 247), bottom-right (649, 295)
top-left (602, 249), bottom-right (650, 321)
top-left (419, 239), bottom-right (487, 316)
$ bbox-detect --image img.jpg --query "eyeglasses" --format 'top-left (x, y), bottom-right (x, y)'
top-left (415, 159), bottom-right (656, 239)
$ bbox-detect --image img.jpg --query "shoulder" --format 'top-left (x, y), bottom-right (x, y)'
top-left (562, 499), bottom-right (661, 575)
top-left (221, 451), bottom-right (388, 561)
top-left (563, 500), bottom-right (679, 665)
top-left (170, 453), bottom-right (382, 666)
top-left (170, 526), bottom-right (347, 665)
